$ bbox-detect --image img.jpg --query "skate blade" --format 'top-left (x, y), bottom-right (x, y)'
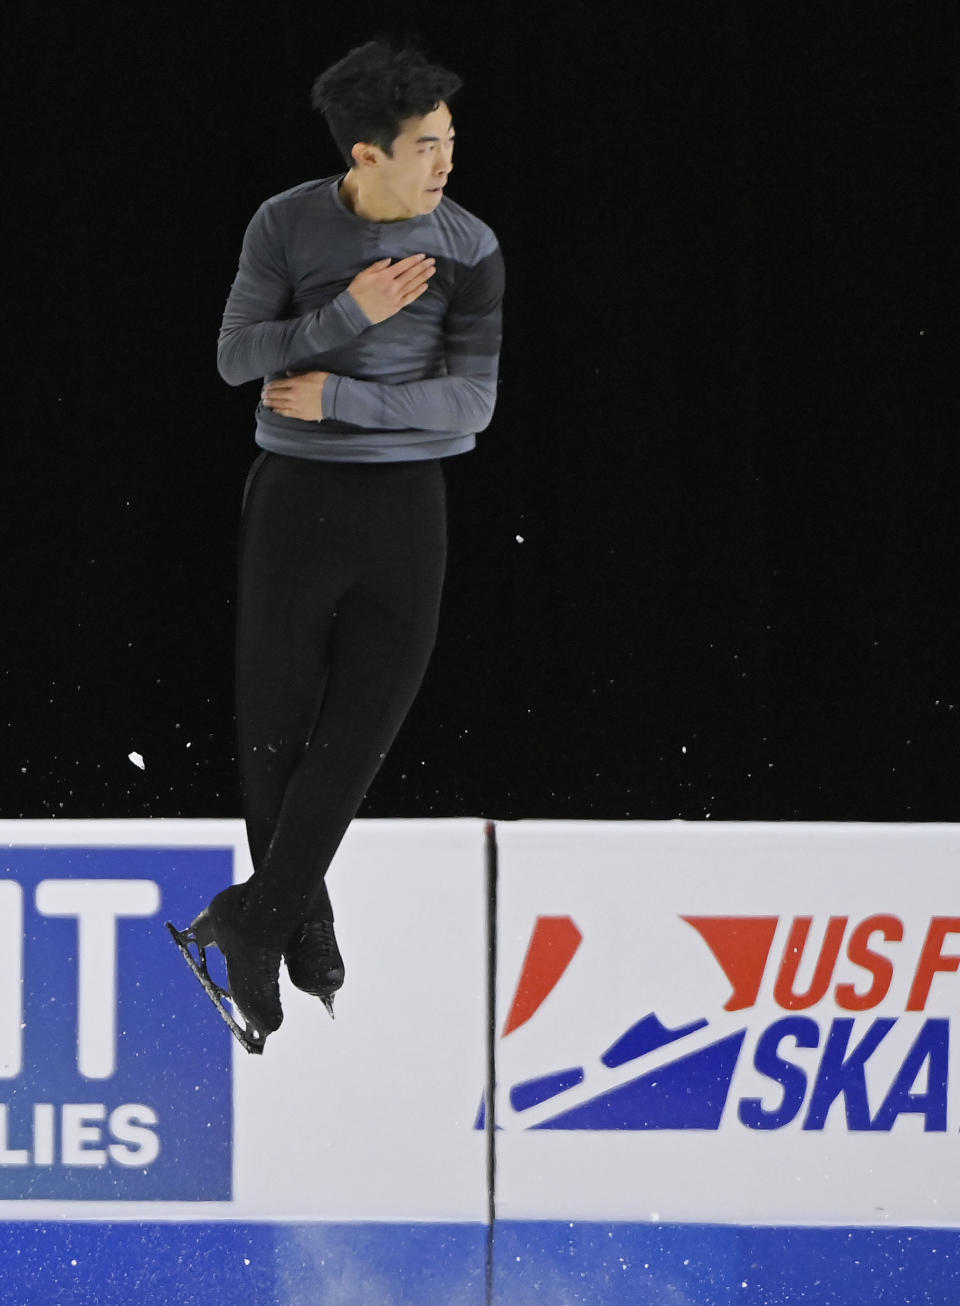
top-left (166, 921), bottom-right (268, 1055)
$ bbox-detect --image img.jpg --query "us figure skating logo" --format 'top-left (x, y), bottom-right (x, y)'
top-left (481, 913), bottom-right (955, 1133)
top-left (0, 846), bottom-right (232, 1199)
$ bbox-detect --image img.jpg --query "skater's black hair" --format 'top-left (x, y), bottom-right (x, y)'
top-left (310, 39), bottom-right (462, 168)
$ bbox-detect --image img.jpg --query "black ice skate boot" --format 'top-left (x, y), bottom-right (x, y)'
top-left (284, 915), bottom-right (344, 1019)
top-left (168, 884), bottom-right (283, 1053)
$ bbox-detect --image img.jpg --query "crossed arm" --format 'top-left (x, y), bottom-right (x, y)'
top-left (260, 255), bottom-right (436, 421)
top-left (218, 202), bottom-right (503, 433)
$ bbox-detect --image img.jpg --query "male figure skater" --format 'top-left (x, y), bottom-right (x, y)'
top-left (169, 39), bottom-right (503, 1049)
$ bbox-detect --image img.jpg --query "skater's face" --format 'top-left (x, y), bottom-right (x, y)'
top-left (351, 102), bottom-right (455, 220)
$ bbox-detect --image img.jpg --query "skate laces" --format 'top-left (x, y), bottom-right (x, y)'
top-left (300, 919), bottom-right (337, 950)
top-left (249, 943), bottom-right (283, 988)
top-left (252, 945), bottom-right (282, 976)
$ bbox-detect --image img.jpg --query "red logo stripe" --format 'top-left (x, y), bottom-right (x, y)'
top-left (503, 916), bottom-right (583, 1036)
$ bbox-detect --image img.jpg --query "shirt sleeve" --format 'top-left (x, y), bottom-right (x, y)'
top-left (217, 201), bottom-right (372, 386)
top-left (324, 240), bottom-right (505, 433)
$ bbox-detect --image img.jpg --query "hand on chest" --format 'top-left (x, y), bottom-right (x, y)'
top-left (293, 252), bottom-right (455, 319)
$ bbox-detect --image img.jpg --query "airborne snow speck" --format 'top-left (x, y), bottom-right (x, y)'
top-left (128, 752), bottom-right (145, 770)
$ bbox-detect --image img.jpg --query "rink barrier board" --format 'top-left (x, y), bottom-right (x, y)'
top-left (1, 1220), bottom-right (959, 1306)
top-left (0, 819), bottom-right (489, 1221)
top-left (2, 819), bottom-right (960, 1306)
top-left (491, 820), bottom-right (960, 1226)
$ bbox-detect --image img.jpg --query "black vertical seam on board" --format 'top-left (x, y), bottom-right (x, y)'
top-left (484, 819), bottom-right (498, 1306)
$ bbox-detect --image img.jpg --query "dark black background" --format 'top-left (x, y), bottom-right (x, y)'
top-left (6, 2), bottom-right (958, 822)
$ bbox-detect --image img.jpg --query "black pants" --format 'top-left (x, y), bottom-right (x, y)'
top-left (234, 451), bottom-right (447, 947)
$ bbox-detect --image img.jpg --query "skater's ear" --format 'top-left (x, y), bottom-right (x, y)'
top-left (350, 139), bottom-right (389, 171)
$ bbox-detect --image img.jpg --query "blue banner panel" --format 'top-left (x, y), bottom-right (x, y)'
top-left (0, 846), bottom-right (232, 1200)
top-left (0, 1221), bottom-right (487, 1306)
top-left (6, 1218), bottom-right (952, 1305)
top-left (493, 1221), bottom-right (960, 1305)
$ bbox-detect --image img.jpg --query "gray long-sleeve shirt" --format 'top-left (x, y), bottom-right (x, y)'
top-left (218, 175), bottom-right (504, 462)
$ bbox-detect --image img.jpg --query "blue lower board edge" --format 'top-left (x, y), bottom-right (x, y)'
top-left (0, 1219), bottom-right (958, 1306)
top-left (494, 1221), bottom-right (960, 1306)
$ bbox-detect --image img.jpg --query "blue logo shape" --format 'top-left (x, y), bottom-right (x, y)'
top-left (510, 1067), bottom-right (585, 1112)
top-left (532, 1029), bottom-right (746, 1130)
top-left (0, 846), bottom-right (232, 1200)
top-left (601, 1014), bottom-right (710, 1068)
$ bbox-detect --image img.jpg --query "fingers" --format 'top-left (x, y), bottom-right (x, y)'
top-left (262, 371), bottom-right (328, 417)
top-left (346, 254), bottom-right (437, 322)
top-left (368, 254), bottom-right (435, 284)
top-left (384, 253), bottom-right (430, 276)
top-left (392, 260), bottom-right (436, 295)
top-left (358, 253), bottom-right (419, 280)
top-left (262, 378), bottom-right (303, 408)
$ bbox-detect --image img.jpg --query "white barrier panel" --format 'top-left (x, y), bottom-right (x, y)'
top-left (494, 821), bottom-right (960, 1227)
top-left (0, 818), bottom-right (487, 1222)
top-left (237, 818), bottom-right (488, 1220)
